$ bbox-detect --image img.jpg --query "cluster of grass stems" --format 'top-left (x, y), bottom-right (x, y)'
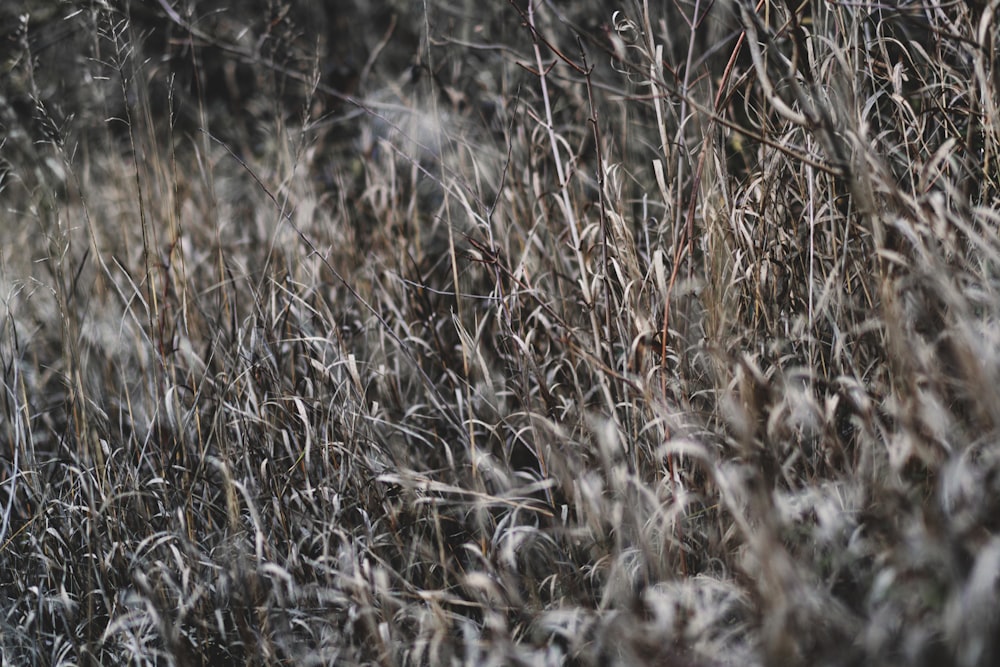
top-left (2, 0), bottom-right (1000, 664)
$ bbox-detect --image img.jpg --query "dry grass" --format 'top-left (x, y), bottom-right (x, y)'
top-left (2, 0), bottom-right (999, 665)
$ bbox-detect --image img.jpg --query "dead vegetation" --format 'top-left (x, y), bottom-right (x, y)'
top-left (2, 0), bottom-right (999, 665)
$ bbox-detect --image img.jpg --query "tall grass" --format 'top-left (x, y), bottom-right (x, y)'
top-left (2, 0), bottom-right (999, 665)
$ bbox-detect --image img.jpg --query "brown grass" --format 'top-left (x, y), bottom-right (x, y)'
top-left (2, 0), bottom-right (999, 665)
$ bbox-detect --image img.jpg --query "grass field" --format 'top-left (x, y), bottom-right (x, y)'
top-left (2, 1), bottom-right (1000, 665)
